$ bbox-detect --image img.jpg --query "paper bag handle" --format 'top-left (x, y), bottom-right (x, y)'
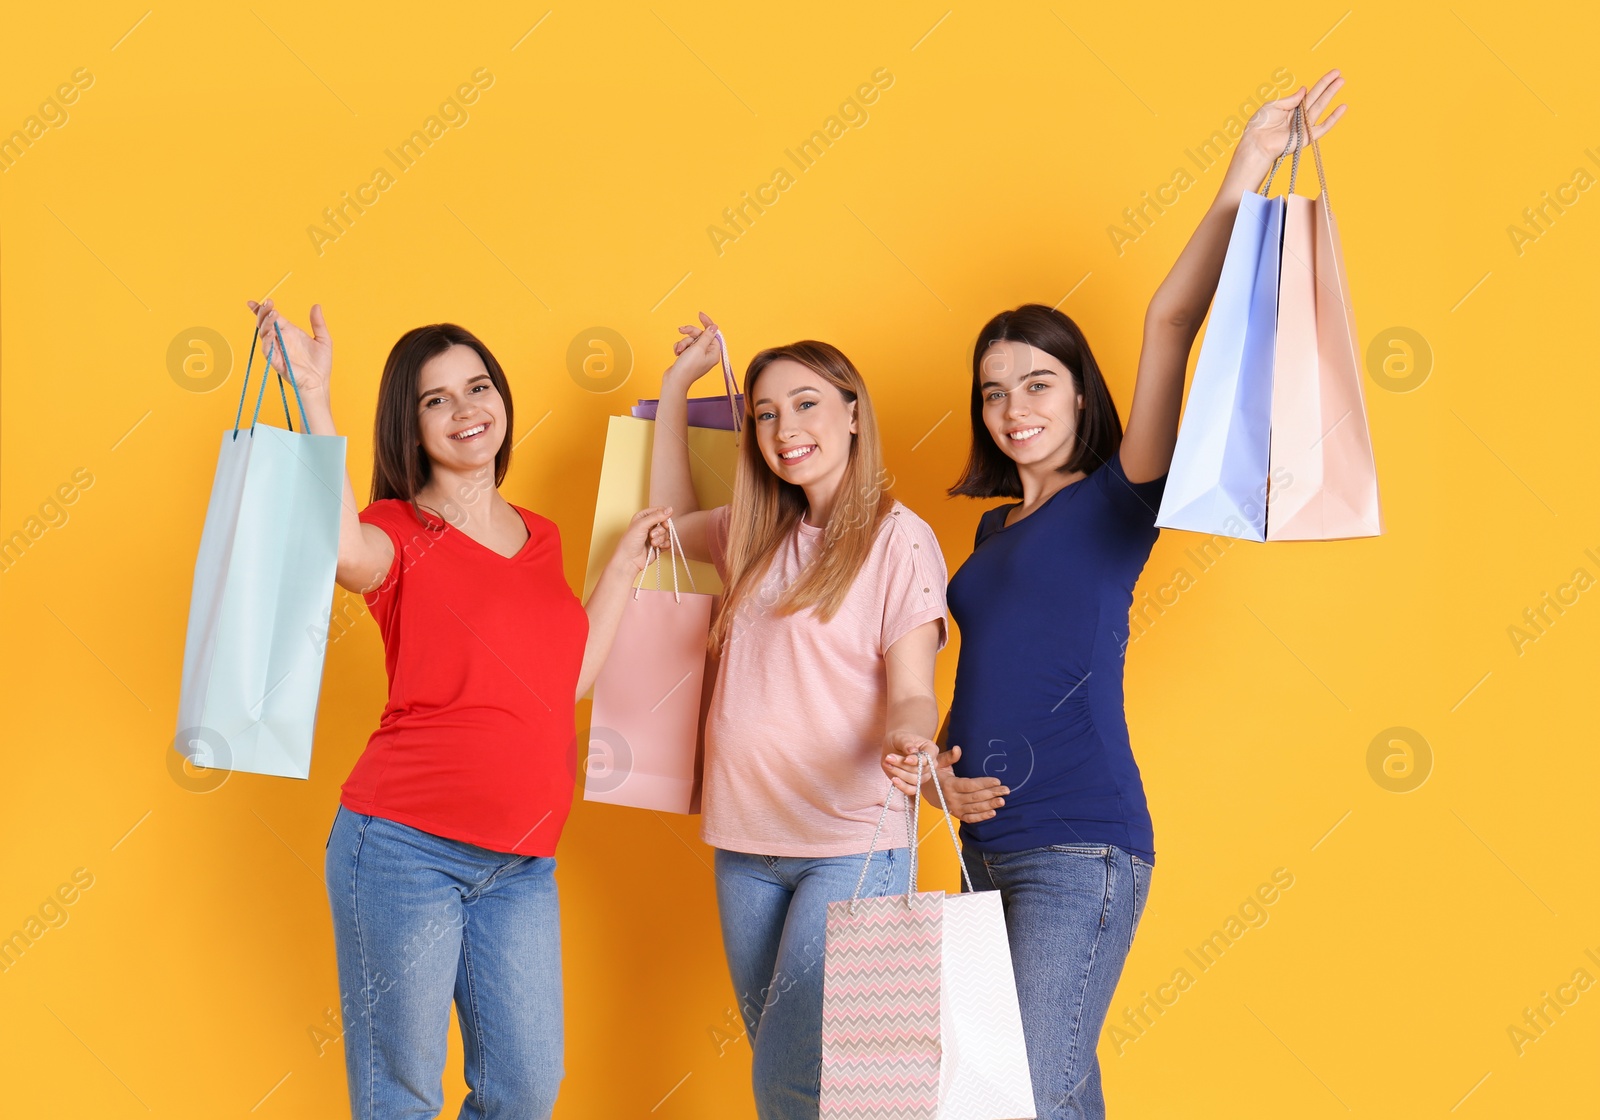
top-left (847, 751), bottom-right (975, 913)
top-left (1256, 102), bottom-right (1304, 198)
top-left (1296, 102), bottom-right (1332, 211)
top-left (713, 329), bottom-right (742, 433)
top-left (1258, 102), bottom-right (1333, 211)
top-left (632, 516), bottom-right (699, 603)
top-left (232, 321), bottom-right (312, 440)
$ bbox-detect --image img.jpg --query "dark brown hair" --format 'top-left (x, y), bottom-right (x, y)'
top-left (948, 303), bottom-right (1122, 499)
top-left (370, 323), bottom-right (514, 527)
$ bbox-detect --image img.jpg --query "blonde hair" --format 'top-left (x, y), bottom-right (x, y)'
top-left (710, 341), bottom-right (894, 654)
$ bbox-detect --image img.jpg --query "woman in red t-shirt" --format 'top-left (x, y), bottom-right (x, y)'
top-left (247, 298), bottom-right (669, 1120)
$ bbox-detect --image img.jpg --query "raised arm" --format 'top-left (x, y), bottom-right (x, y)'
top-left (649, 312), bottom-right (732, 564)
top-left (1119, 70), bottom-right (1348, 484)
top-left (247, 299), bottom-right (395, 594)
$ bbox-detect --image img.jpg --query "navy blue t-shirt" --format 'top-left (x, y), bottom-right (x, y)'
top-left (946, 450), bottom-right (1166, 863)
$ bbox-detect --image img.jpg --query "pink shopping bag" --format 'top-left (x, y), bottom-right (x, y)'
top-left (585, 522), bottom-right (713, 814)
top-left (1266, 103), bottom-right (1382, 540)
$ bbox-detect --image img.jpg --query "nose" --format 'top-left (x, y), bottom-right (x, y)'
top-left (1003, 389), bottom-right (1029, 420)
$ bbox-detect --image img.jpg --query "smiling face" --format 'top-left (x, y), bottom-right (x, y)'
top-left (750, 357), bottom-right (858, 498)
top-left (979, 340), bottom-right (1084, 470)
top-left (415, 344), bottom-right (507, 471)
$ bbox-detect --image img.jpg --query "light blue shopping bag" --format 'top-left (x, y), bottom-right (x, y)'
top-left (1155, 189), bottom-right (1284, 541)
top-left (175, 324), bottom-right (345, 779)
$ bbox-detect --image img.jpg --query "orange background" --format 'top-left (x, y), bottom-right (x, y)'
top-left (1, 2), bottom-right (1595, 1116)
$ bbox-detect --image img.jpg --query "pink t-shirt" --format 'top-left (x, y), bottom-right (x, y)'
top-left (702, 500), bottom-right (950, 857)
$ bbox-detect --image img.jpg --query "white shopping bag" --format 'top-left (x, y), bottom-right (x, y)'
top-left (939, 891), bottom-right (1034, 1117)
top-left (175, 326), bottom-right (345, 779)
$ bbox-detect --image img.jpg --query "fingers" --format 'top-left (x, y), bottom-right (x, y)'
top-left (1308, 101), bottom-right (1348, 141)
top-left (952, 776), bottom-right (1006, 794)
top-left (1299, 70), bottom-right (1345, 137)
top-left (1304, 68), bottom-right (1341, 110)
top-left (950, 789), bottom-right (1006, 813)
top-left (882, 756), bottom-right (922, 791)
top-left (309, 303), bottom-right (331, 343)
top-left (253, 303), bottom-right (280, 348)
top-left (1305, 76), bottom-right (1344, 129)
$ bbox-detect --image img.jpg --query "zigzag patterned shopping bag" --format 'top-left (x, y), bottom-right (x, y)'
top-left (820, 757), bottom-right (1036, 1120)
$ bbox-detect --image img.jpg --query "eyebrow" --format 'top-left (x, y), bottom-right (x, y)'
top-left (418, 373), bottom-right (492, 401)
top-left (979, 369), bottom-right (1057, 390)
top-left (753, 386), bottom-right (822, 407)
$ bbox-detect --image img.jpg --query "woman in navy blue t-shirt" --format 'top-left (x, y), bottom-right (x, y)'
top-left (885, 72), bottom-right (1347, 1118)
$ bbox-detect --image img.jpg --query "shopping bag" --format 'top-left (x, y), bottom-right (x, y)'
top-left (629, 330), bottom-right (745, 428)
top-left (586, 521), bottom-right (714, 814)
top-left (583, 329), bottom-right (742, 598)
top-left (629, 394), bottom-right (746, 429)
top-left (821, 756), bottom-right (1036, 1120)
top-left (1154, 174), bottom-right (1287, 541)
top-left (175, 324), bottom-right (345, 779)
top-left (1265, 104), bottom-right (1382, 540)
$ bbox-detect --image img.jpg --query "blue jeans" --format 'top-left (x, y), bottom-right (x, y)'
top-left (962, 842), bottom-right (1152, 1120)
top-left (714, 846), bottom-right (909, 1120)
top-left (325, 805), bottom-right (564, 1119)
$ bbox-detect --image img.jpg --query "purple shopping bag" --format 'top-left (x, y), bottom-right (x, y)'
top-left (630, 330), bottom-right (745, 431)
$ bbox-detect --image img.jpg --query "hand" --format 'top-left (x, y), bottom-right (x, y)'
top-left (665, 311), bottom-right (726, 390)
top-left (882, 729), bottom-right (939, 798)
top-left (245, 298), bottom-right (333, 399)
top-left (925, 745), bottom-right (1008, 825)
top-left (1239, 69), bottom-right (1347, 169)
top-left (610, 506), bottom-right (674, 577)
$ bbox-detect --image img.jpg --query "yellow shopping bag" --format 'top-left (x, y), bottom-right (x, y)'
top-left (582, 415), bottom-right (738, 599)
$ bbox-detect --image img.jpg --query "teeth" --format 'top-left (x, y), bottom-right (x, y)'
top-left (780, 446), bottom-right (813, 460)
top-left (1009, 427), bottom-right (1042, 440)
top-left (451, 424), bottom-right (486, 440)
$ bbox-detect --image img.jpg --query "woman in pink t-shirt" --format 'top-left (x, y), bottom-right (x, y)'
top-left (647, 314), bottom-right (948, 1119)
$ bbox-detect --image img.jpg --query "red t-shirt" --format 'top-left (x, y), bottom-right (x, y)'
top-left (341, 499), bottom-right (589, 856)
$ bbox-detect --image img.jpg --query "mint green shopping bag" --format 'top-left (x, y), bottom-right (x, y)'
top-left (175, 324), bottom-right (345, 779)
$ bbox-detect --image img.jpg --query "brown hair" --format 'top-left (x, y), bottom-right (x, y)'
top-left (710, 341), bottom-right (893, 653)
top-left (948, 304), bottom-right (1123, 499)
top-left (370, 323), bottom-right (514, 528)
